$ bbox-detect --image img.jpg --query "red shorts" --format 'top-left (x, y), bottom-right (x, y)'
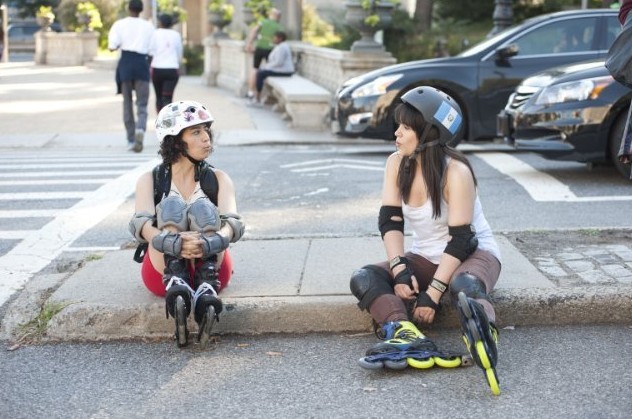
top-left (141, 250), bottom-right (233, 297)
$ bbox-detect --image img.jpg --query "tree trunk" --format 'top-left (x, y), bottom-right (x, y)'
top-left (414, 0), bottom-right (433, 32)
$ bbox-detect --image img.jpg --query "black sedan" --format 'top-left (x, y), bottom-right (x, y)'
top-left (332, 9), bottom-right (620, 143)
top-left (497, 59), bottom-right (632, 179)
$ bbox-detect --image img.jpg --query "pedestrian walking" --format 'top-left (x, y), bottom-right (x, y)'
top-left (149, 13), bottom-right (183, 113)
top-left (108, 0), bottom-right (154, 153)
top-left (129, 100), bottom-right (245, 349)
top-left (349, 86), bottom-right (503, 395)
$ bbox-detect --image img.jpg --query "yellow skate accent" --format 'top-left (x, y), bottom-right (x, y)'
top-left (486, 368), bottom-right (501, 396)
top-left (433, 356), bottom-right (462, 368)
top-left (475, 341), bottom-right (492, 370)
top-left (407, 357), bottom-right (435, 369)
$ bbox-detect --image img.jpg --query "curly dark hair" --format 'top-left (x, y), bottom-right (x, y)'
top-left (158, 125), bottom-right (214, 165)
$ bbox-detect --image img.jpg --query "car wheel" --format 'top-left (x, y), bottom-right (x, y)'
top-left (609, 109), bottom-right (632, 180)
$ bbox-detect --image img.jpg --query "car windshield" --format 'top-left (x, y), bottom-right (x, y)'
top-left (457, 15), bottom-right (545, 57)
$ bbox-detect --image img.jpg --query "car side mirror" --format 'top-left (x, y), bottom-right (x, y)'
top-left (495, 43), bottom-right (519, 61)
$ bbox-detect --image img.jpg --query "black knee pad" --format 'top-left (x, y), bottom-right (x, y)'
top-left (350, 265), bottom-right (393, 311)
top-left (449, 272), bottom-right (490, 303)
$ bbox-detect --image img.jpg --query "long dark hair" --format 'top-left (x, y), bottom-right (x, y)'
top-left (394, 102), bottom-right (476, 219)
top-left (158, 124), bottom-right (213, 165)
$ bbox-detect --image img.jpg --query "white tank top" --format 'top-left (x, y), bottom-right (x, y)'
top-left (402, 195), bottom-right (501, 265)
top-left (167, 181), bottom-right (207, 204)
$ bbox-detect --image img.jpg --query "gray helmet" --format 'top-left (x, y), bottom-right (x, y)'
top-left (400, 86), bottom-right (463, 145)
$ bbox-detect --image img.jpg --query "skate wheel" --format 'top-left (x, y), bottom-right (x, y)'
top-left (357, 357), bottom-right (384, 370)
top-left (407, 356), bottom-right (435, 369)
top-left (198, 305), bottom-right (216, 350)
top-left (432, 356), bottom-right (462, 369)
top-left (384, 359), bottom-right (408, 370)
top-left (486, 368), bottom-right (501, 396)
top-left (475, 341), bottom-right (492, 370)
top-left (175, 295), bottom-right (188, 348)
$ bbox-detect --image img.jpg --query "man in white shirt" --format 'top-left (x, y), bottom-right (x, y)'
top-left (108, 0), bottom-right (154, 152)
top-left (251, 31), bottom-right (295, 105)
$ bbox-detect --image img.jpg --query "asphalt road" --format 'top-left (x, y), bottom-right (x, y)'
top-left (1, 324), bottom-right (631, 418)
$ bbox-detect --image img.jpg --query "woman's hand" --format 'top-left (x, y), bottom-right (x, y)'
top-left (179, 232), bottom-right (203, 259)
top-left (413, 305), bottom-right (436, 324)
top-left (413, 288), bottom-right (443, 324)
top-left (393, 265), bottom-right (419, 300)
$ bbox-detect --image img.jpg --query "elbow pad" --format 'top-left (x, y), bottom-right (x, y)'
top-left (221, 213), bottom-right (245, 243)
top-left (444, 224), bottom-right (478, 262)
top-left (378, 205), bottom-right (404, 239)
top-left (129, 211), bottom-right (155, 243)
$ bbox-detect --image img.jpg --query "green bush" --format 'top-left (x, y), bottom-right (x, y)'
top-left (57, 0), bottom-right (117, 50)
top-left (184, 45), bottom-right (204, 75)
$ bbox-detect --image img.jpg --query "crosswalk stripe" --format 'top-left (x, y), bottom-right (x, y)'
top-left (0, 210), bottom-right (60, 218)
top-left (475, 152), bottom-right (632, 202)
top-left (0, 170), bottom-right (126, 178)
top-left (0, 162), bottom-right (142, 170)
top-left (0, 231), bottom-right (32, 239)
top-left (0, 157), bottom-right (161, 306)
top-left (0, 192), bottom-right (87, 200)
top-left (0, 157), bottom-right (151, 163)
top-left (0, 179), bottom-right (110, 186)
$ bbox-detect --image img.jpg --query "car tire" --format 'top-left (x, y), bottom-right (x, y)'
top-left (609, 109), bottom-right (632, 180)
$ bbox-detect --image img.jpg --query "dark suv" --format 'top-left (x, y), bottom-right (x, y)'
top-left (332, 9), bottom-right (620, 143)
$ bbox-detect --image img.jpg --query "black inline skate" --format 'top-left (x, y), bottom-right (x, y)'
top-left (358, 320), bottom-right (471, 370)
top-left (456, 291), bottom-right (500, 395)
top-left (163, 255), bottom-right (194, 348)
top-left (193, 260), bottom-right (223, 349)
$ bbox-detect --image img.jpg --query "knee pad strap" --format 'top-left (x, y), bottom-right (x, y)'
top-left (350, 265), bottom-right (393, 311)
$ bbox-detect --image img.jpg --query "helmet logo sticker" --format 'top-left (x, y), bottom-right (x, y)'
top-left (434, 101), bottom-right (462, 134)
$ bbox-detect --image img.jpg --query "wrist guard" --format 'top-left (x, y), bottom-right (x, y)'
top-left (416, 292), bottom-right (439, 311)
top-left (393, 266), bottom-right (414, 287)
top-left (429, 278), bottom-right (449, 294)
top-left (201, 233), bottom-right (230, 258)
top-left (152, 231), bottom-right (183, 257)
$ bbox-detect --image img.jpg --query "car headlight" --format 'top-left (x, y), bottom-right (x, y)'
top-left (351, 74), bottom-right (403, 99)
top-left (534, 76), bottom-right (615, 105)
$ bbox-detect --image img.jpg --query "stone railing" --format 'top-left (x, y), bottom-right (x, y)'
top-left (35, 31), bottom-right (99, 66)
top-left (203, 37), bottom-right (397, 96)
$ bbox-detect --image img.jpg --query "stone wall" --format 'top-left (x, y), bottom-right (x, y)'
top-left (203, 37), bottom-right (397, 95)
top-left (35, 32), bottom-right (99, 66)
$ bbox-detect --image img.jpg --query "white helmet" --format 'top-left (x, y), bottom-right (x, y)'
top-left (155, 100), bottom-right (214, 143)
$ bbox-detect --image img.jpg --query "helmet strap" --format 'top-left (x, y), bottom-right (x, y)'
top-left (185, 154), bottom-right (202, 181)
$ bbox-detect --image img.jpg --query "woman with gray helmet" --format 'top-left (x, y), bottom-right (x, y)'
top-left (349, 86), bottom-right (502, 395)
top-left (129, 100), bottom-right (244, 349)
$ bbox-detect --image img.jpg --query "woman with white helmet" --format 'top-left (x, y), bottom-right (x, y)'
top-left (129, 100), bottom-right (244, 349)
top-left (349, 86), bottom-right (502, 395)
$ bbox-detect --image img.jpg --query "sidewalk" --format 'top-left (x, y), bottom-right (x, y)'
top-left (1, 61), bottom-right (631, 343)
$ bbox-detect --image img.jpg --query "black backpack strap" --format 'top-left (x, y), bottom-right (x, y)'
top-left (133, 163), bottom-right (170, 264)
top-left (199, 161), bottom-right (219, 205)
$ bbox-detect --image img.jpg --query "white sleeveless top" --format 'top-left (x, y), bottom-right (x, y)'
top-left (167, 181), bottom-right (207, 204)
top-left (402, 195), bottom-right (501, 265)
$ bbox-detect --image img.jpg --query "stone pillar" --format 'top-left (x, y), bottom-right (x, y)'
top-left (203, 36), bottom-right (220, 86)
top-left (278, 0), bottom-right (302, 40)
top-left (489, 0), bottom-right (513, 37)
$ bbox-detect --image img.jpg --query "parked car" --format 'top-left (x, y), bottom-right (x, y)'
top-left (332, 9), bottom-right (620, 143)
top-left (497, 59), bottom-right (632, 179)
top-left (4, 20), bottom-right (62, 53)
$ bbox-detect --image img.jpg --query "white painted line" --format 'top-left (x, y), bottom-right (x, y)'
top-left (0, 170), bottom-right (126, 178)
top-left (280, 158), bottom-right (383, 169)
top-left (0, 179), bottom-right (110, 186)
top-left (475, 152), bottom-right (632, 202)
top-left (0, 191), bottom-right (87, 200)
top-left (0, 157), bottom-right (151, 163)
top-left (0, 162), bottom-right (141, 170)
top-left (0, 231), bottom-right (32, 239)
top-left (63, 246), bottom-right (122, 252)
top-left (0, 158), bottom-right (160, 306)
top-left (0, 209), bottom-right (60, 218)
top-left (304, 188), bottom-right (329, 196)
top-left (289, 164), bottom-right (383, 173)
